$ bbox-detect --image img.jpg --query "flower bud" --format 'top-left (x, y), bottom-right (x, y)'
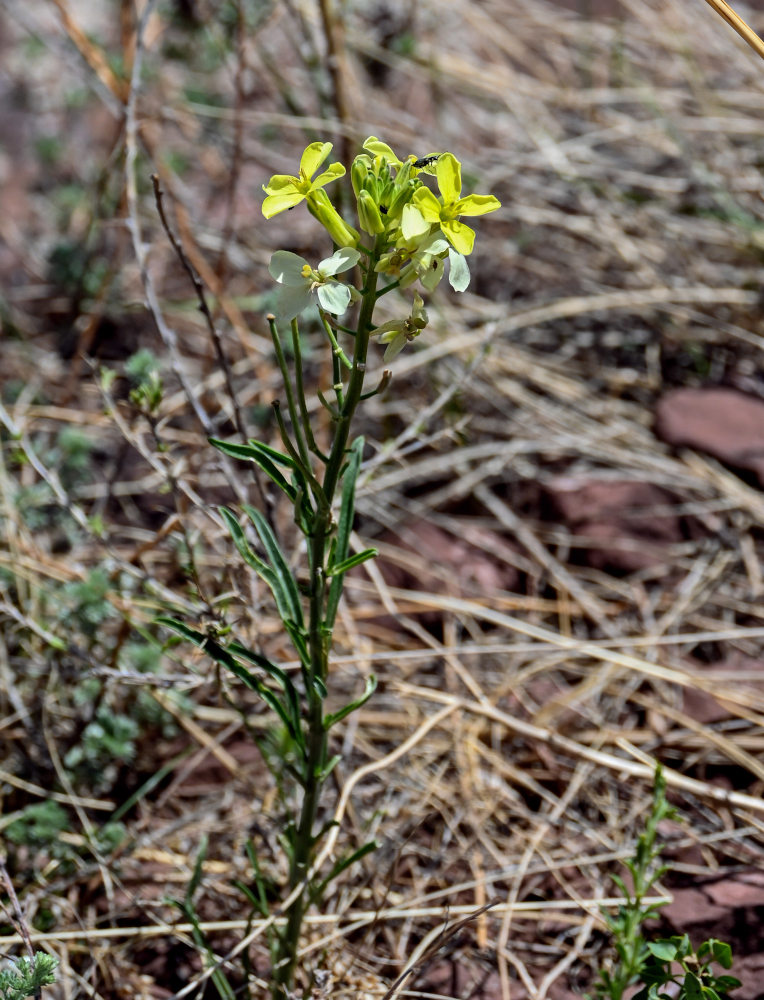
top-left (387, 178), bottom-right (419, 222)
top-left (357, 189), bottom-right (386, 235)
top-left (351, 155), bottom-right (372, 198)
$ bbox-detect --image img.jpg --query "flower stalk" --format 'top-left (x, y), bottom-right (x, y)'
top-left (159, 136), bottom-right (500, 998)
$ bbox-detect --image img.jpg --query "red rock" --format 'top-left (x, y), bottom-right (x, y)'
top-left (705, 871), bottom-right (764, 908)
top-left (681, 651), bottom-right (764, 723)
top-left (545, 479), bottom-right (682, 573)
top-left (655, 387), bottom-right (764, 484)
top-left (374, 520), bottom-right (520, 595)
top-left (662, 887), bottom-right (728, 929)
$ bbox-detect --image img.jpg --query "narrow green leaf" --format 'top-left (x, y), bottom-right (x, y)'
top-left (219, 506), bottom-right (277, 590)
top-left (324, 674), bottom-right (377, 729)
top-left (110, 746), bottom-right (193, 822)
top-left (157, 616), bottom-right (205, 645)
top-left (243, 503), bottom-right (304, 628)
top-left (234, 879), bottom-right (263, 913)
top-left (311, 839), bottom-right (378, 901)
top-left (157, 617), bottom-right (243, 673)
top-left (211, 437), bottom-right (300, 502)
top-left (318, 754), bottom-right (341, 780)
top-left (246, 439), bottom-right (298, 467)
top-left (242, 839), bottom-right (271, 919)
top-left (229, 641), bottom-right (302, 736)
top-left (284, 620), bottom-right (311, 669)
top-left (325, 436), bottom-right (364, 629)
top-left (158, 618), bottom-right (302, 745)
top-left (177, 892), bottom-right (237, 1000)
top-left (326, 548), bottom-right (378, 577)
top-left (187, 835), bottom-right (208, 904)
top-left (210, 437), bottom-right (295, 468)
top-left (258, 686), bottom-right (300, 742)
top-left (220, 506), bottom-right (304, 632)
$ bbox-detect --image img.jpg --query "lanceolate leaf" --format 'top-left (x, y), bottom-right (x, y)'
top-left (311, 839), bottom-right (378, 902)
top-left (258, 686), bottom-right (302, 744)
top-left (210, 438), bottom-right (295, 468)
top-left (326, 548), bottom-right (378, 577)
top-left (157, 618), bottom-right (303, 745)
top-left (157, 617), bottom-right (243, 673)
top-left (243, 503), bottom-right (304, 628)
top-left (219, 506), bottom-right (304, 632)
top-left (284, 620), bottom-right (311, 669)
top-left (219, 507), bottom-right (277, 589)
top-left (210, 437), bottom-right (298, 502)
top-left (325, 436), bottom-right (365, 629)
top-left (324, 674), bottom-right (377, 730)
top-left (230, 641), bottom-right (301, 737)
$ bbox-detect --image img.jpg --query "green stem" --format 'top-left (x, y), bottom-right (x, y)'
top-left (268, 315), bottom-right (312, 472)
top-left (291, 319), bottom-right (325, 460)
top-left (319, 311), bottom-right (353, 369)
top-left (323, 235), bottom-right (383, 501)
top-left (270, 237), bottom-right (383, 998)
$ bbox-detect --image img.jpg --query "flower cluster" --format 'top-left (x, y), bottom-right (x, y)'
top-left (262, 136), bottom-right (500, 360)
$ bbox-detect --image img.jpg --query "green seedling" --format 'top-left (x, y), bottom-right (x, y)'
top-left (0, 953), bottom-right (58, 1000)
top-left (592, 767), bottom-right (741, 1000)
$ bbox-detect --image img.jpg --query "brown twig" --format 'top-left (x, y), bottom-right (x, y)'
top-left (379, 899), bottom-right (501, 1000)
top-left (151, 174), bottom-right (248, 446)
top-left (0, 856), bottom-right (35, 960)
top-left (701, 0), bottom-right (764, 60)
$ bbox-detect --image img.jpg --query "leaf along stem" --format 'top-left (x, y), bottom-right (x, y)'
top-left (269, 235), bottom-right (383, 997)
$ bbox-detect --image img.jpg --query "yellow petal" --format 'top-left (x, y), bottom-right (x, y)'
top-left (311, 162), bottom-right (346, 190)
top-left (442, 220), bottom-right (475, 255)
top-left (262, 191), bottom-right (305, 219)
top-left (412, 187), bottom-right (443, 224)
top-left (300, 141), bottom-right (333, 178)
top-left (262, 173), bottom-right (300, 195)
top-left (455, 194), bottom-right (501, 217)
top-left (436, 153), bottom-right (462, 203)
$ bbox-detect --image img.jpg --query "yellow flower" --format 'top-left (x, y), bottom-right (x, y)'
top-left (262, 142), bottom-right (345, 219)
top-left (411, 153), bottom-right (500, 255)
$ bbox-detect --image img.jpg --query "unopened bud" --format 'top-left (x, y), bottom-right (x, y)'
top-left (357, 189), bottom-right (385, 235)
top-left (351, 155), bottom-right (372, 198)
top-left (387, 178), bottom-right (419, 222)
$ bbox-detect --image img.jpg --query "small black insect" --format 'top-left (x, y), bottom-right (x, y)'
top-left (413, 153), bottom-right (441, 169)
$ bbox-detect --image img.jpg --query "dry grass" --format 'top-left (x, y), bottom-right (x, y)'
top-left (2, 0), bottom-right (764, 997)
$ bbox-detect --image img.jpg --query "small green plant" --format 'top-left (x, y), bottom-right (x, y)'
top-left (635, 934), bottom-right (741, 1000)
top-left (0, 953), bottom-right (58, 1000)
top-left (5, 803), bottom-right (69, 856)
top-left (125, 349), bottom-right (164, 414)
top-left (592, 767), bottom-right (741, 1000)
top-left (159, 136), bottom-right (500, 998)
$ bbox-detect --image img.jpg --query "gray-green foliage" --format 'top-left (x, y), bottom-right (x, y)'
top-left (5, 803), bottom-right (69, 854)
top-left (0, 953), bottom-right (58, 1000)
top-left (63, 708), bottom-right (140, 770)
top-left (9, 427), bottom-right (94, 534)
